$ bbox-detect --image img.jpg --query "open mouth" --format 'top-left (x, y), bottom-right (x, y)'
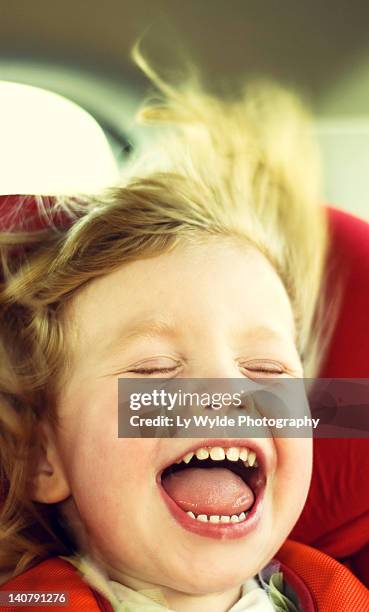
top-left (158, 441), bottom-right (267, 539)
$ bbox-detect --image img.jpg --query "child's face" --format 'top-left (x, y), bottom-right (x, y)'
top-left (53, 238), bottom-right (311, 594)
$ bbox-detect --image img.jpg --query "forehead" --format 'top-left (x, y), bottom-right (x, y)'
top-left (64, 238), bottom-right (295, 358)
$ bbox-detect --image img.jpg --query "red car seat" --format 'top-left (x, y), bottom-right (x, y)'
top-left (292, 207), bottom-right (369, 588)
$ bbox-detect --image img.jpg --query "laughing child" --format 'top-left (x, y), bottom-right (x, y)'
top-left (1, 52), bottom-right (367, 611)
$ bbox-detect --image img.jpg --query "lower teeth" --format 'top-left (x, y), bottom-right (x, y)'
top-left (186, 511), bottom-right (248, 523)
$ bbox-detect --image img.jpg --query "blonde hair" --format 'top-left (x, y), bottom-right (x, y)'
top-left (0, 52), bottom-right (330, 579)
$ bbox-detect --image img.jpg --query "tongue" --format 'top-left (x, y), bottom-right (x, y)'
top-left (162, 467), bottom-right (254, 515)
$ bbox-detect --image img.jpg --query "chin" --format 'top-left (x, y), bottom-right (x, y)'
top-left (176, 562), bottom-right (263, 595)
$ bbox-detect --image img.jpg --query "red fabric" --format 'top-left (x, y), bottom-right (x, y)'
top-left (0, 558), bottom-right (113, 611)
top-left (276, 560), bottom-right (316, 611)
top-left (0, 194), bottom-right (78, 267)
top-left (0, 195), bottom-right (72, 232)
top-left (278, 539), bottom-right (369, 611)
top-left (320, 207), bottom-right (369, 378)
top-left (292, 208), bottom-right (369, 585)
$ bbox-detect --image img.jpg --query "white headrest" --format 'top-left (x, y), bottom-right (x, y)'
top-left (0, 81), bottom-right (119, 195)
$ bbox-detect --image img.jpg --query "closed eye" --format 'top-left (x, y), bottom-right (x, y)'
top-left (124, 356), bottom-right (182, 377)
top-left (239, 360), bottom-right (285, 377)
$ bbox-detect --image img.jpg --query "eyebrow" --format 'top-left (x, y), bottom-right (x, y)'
top-left (240, 324), bottom-right (295, 343)
top-left (99, 318), bottom-right (293, 359)
top-left (100, 317), bottom-right (178, 357)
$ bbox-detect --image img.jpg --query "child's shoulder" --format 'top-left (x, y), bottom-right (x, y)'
top-left (0, 557), bottom-right (113, 612)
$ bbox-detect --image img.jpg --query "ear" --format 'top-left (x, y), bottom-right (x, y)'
top-left (30, 421), bottom-right (71, 503)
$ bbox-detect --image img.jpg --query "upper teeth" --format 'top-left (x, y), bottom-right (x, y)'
top-left (177, 446), bottom-right (258, 467)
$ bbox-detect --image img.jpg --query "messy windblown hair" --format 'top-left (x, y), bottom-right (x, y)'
top-left (0, 50), bottom-right (330, 579)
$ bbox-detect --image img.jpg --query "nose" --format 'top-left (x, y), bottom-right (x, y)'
top-left (186, 352), bottom-right (244, 380)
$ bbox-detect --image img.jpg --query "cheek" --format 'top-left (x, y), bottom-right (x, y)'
top-left (58, 388), bottom-right (156, 528)
top-left (272, 438), bottom-right (312, 524)
top-left (65, 435), bottom-right (159, 558)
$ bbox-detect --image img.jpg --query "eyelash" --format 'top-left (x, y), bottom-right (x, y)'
top-left (129, 366), bottom-right (179, 375)
top-left (129, 363), bottom-right (284, 376)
